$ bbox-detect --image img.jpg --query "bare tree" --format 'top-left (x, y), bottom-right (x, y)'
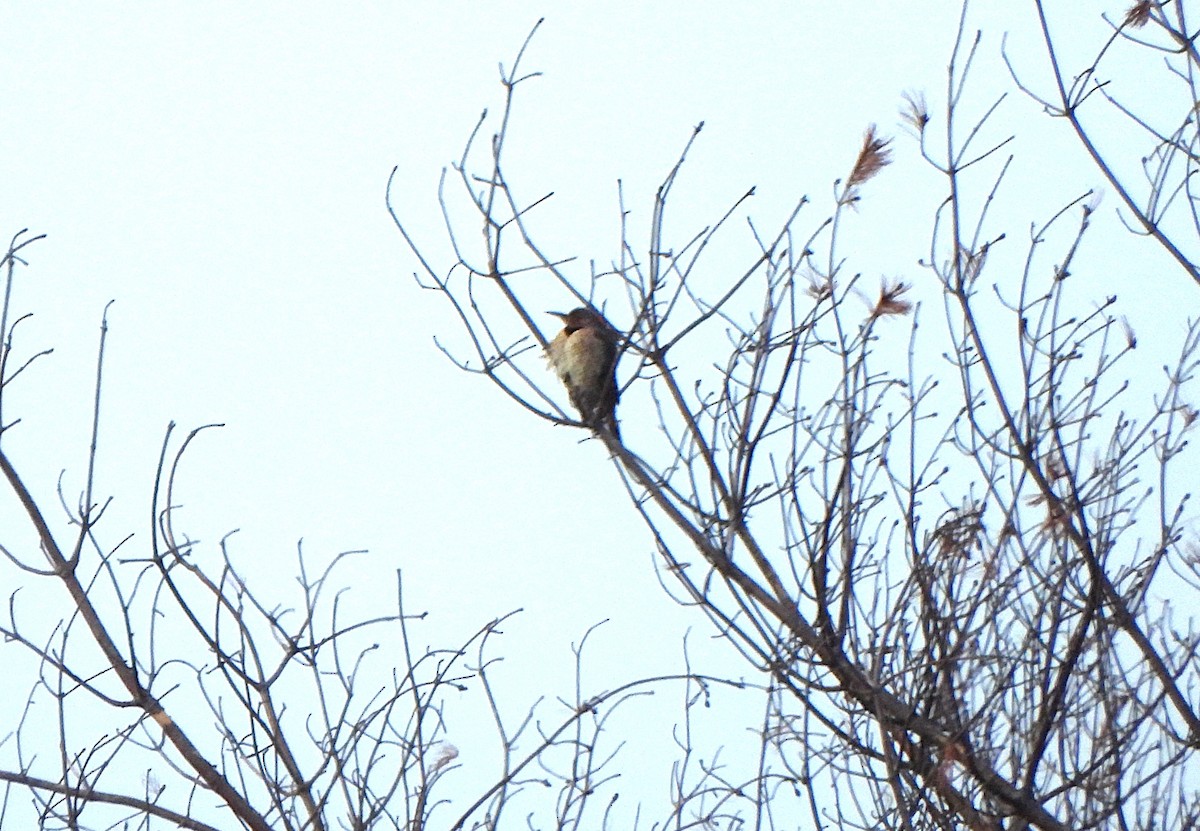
top-left (391, 5), bottom-right (1200, 831)
top-left (3, 2), bottom-right (1199, 829)
top-left (0, 228), bottom-right (744, 828)
top-left (1015, 0), bottom-right (1200, 287)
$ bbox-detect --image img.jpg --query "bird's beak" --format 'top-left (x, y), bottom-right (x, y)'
top-left (547, 310), bottom-right (567, 320)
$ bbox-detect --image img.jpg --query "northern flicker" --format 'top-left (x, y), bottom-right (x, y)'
top-left (546, 307), bottom-right (621, 438)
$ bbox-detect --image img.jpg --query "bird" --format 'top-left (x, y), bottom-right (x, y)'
top-left (545, 306), bottom-right (621, 439)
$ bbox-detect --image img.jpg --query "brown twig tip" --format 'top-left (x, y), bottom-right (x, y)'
top-left (847, 125), bottom-right (893, 191)
top-left (871, 278), bottom-right (912, 319)
top-left (1123, 0), bottom-right (1153, 27)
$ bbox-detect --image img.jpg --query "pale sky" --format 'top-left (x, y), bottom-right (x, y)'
top-left (0, 3), bottom-right (1184, 827)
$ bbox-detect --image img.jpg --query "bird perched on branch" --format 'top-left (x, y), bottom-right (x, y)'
top-left (546, 306), bottom-right (621, 439)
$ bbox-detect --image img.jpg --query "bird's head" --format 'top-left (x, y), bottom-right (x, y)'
top-left (548, 307), bottom-right (608, 333)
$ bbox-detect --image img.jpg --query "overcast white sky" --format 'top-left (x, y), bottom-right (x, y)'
top-left (0, 2), bottom-right (1185, 826)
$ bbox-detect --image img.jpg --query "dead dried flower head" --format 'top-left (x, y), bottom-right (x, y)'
top-left (1121, 316), bottom-right (1136, 349)
top-left (1028, 491), bottom-right (1073, 534)
top-left (431, 743), bottom-right (459, 772)
top-left (901, 91), bottom-right (929, 135)
top-left (932, 506), bottom-right (985, 559)
top-left (1124, 0), bottom-right (1153, 27)
top-left (871, 278), bottom-right (912, 319)
top-left (1044, 499), bottom-right (1073, 534)
top-left (1044, 453), bottom-right (1068, 483)
top-left (843, 125), bottom-right (893, 203)
top-left (806, 276), bottom-right (833, 302)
